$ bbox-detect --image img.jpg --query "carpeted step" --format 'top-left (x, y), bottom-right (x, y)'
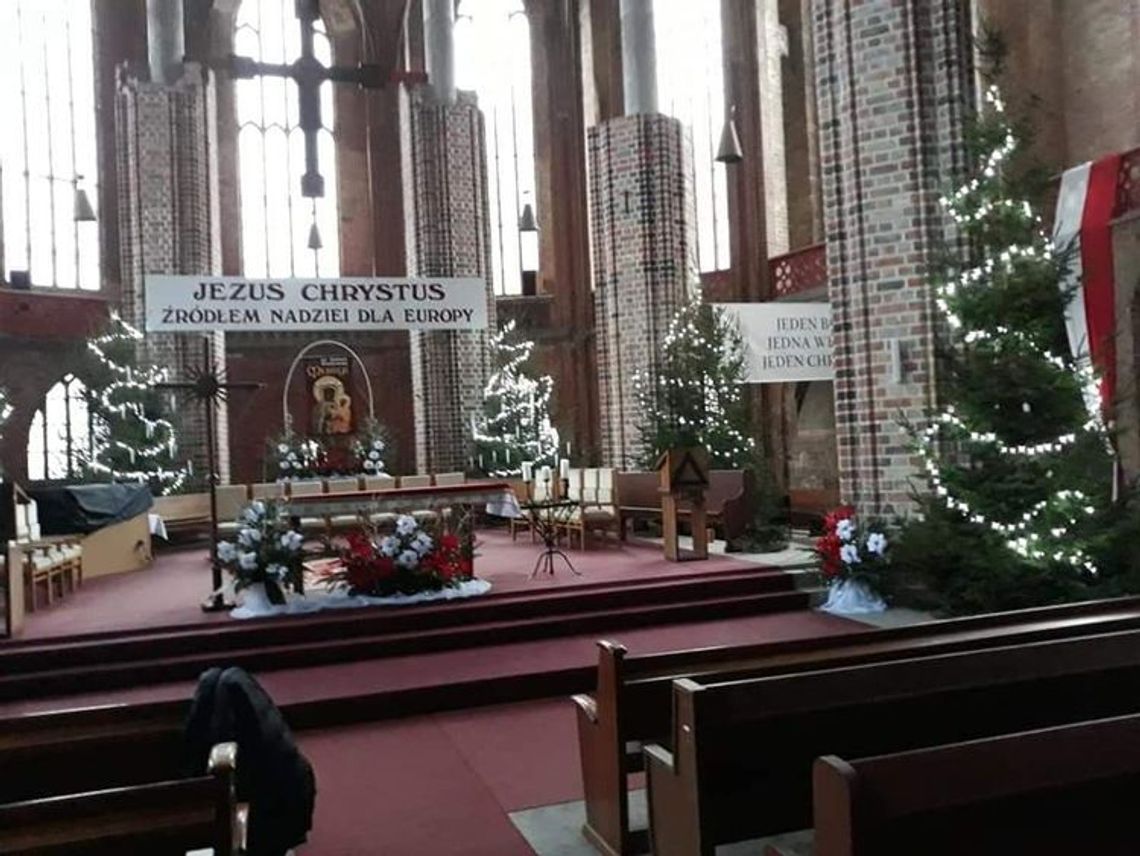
top-left (0, 565), bottom-right (793, 674)
top-left (0, 587), bottom-right (809, 701)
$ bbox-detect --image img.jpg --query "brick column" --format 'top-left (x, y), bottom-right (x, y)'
top-left (401, 88), bottom-right (496, 474)
top-left (589, 114), bottom-right (698, 468)
top-left (813, 0), bottom-right (973, 516)
top-left (116, 65), bottom-right (229, 483)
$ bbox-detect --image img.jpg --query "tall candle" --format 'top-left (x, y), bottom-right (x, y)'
top-left (559, 458), bottom-right (570, 479)
top-left (521, 461), bottom-right (534, 482)
top-left (540, 465), bottom-right (552, 483)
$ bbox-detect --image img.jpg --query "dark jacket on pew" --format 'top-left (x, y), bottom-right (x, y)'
top-left (186, 666), bottom-right (316, 856)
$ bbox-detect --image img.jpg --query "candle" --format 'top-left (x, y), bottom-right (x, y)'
top-left (559, 458), bottom-right (570, 479)
top-left (540, 465), bottom-right (552, 483)
top-left (521, 461), bottom-right (534, 482)
top-left (478, 454), bottom-right (484, 469)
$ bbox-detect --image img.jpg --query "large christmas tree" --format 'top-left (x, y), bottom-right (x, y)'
top-left (471, 320), bottom-right (559, 478)
top-left (84, 314), bottom-right (190, 494)
top-left (895, 83), bottom-right (1118, 612)
top-left (634, 296), bottom-right (756, 469)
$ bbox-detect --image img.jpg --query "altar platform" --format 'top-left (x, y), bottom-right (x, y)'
top-left (11, 528), bottom-right (802, 640)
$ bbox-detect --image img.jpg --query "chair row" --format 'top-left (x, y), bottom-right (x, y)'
top-left (511, 467), bottom-right (620, 549)
top-left (2, 497), bottom-right (83, 613)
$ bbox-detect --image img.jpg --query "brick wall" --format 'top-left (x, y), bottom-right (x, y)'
top-left (588, 114), bottom-right (698, 468)
top-left (813, 0), bottom-right (972, 517)
top-left (116, 65), bottom-right (228, 483)
top-left (401, 88), bottom-right (496, 474)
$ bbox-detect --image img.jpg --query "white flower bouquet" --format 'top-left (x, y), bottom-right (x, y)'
top-left (216, 500), bottom-right (306, 604)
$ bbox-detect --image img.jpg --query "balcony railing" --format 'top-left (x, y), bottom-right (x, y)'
top-left (769, 242), bottom-right (827, 298)
top-left (1117, 147), bottom-right (1140, 218)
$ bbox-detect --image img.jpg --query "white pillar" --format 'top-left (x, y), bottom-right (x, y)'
top-left (146, 0), bottom-right (184, 85)
top-left (423, 0), bottom-right (456, 105)
top-left (621, 0), bottom-right (658, 115)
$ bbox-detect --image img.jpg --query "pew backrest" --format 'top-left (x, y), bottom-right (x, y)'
top-left (646, 625), bottom-right (1140, 852)
top-left (0, 741), bottom-right (241, 856)
top-left (813, 713), bottom-right (1140, 856)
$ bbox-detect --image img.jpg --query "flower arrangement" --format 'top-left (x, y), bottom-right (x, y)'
top-left (324, 515), bottom-right (474, 598)
top-left (816, 506), bottom-right (889, 593)
top-left (216, 500), bottom-right (305, 604)
top-left (351, 418), bottom-right (389, 476)
top-left (270, 431), bottom-right (323, 481)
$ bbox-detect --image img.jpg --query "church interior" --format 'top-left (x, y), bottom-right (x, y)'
top-left (2, 0), bottom-right (1140, 853)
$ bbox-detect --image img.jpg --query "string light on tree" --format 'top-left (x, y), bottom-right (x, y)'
top-left (634, 296), bottom-right (756, 468)
top-left (471, 320), bottom-right (559, 478)
top-left (912, 82), bottom-right (1114, 577)
top-left (83, 313), bottom-right (190, 493)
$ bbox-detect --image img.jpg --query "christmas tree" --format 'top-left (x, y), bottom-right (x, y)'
top-left (634, 296), bottom-right (756, 469)
top-left (471, 319), bottom-right (559, 478)
top-left (894, 83), bottom-right (1117, 612)
top-left (83, 314), bottom-right (190, 494)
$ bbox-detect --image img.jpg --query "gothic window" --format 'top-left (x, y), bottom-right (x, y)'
top-left (456, 0), bottom-right (537, 296)
top-left (27, 376), bottom-right (95, 481)
top-left (234, 0), bottom-right (340, 277)
top-left (654, 0), bottom-right (731, 273)
top-left (0, 0), bottom-right (100, 289)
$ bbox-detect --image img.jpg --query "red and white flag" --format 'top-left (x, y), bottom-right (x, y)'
top-left (1052, 153), bottom-right (1121, 416)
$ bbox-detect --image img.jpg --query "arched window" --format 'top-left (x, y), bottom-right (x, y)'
top-left (27, 376), bottom-right (95, 482)
top-left (0, 0), bottom-right (100, 289)
top-left (654, 0), bottom-right (730, 273)
top-left (234, 0), bottom-right (340, 277)
top-left (456, 0), bottom-right (537, 296)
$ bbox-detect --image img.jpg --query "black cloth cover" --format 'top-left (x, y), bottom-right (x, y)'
top-left (184, 667), bottom-right (317, 856)
top-left (28, 483), bottom-right (153, 535)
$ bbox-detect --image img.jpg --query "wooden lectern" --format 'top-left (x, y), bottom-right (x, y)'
top-left (657, 447), bottom-right (711, 562)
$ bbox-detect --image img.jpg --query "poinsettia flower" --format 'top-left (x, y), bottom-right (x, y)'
top-left (440, 533), bottom-right (461, 551)
top-left (277, 443), bottom-right (290, 454)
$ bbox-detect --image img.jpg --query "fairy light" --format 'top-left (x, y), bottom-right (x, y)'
top-left (84, 313), bottom-right (190, 493)
top-left (916, 83), bottom-right (1110, 576)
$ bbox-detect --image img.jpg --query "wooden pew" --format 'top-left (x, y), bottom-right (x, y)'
top-left (0, 741), bottom-right (242, 855)
top-left (643, 626), bottom-right (1140, 856)
top-left (616, 469), bottom-right (756, 543)
top-left (813, 713), bottom-right (1140, 856)
top-left (574, 596), bottom-right (1140, 856)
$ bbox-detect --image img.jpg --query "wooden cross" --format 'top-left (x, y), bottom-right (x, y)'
top-left (157, 337), bottom-right (262, 611)
top-left (223, 0), bottom-right (423, 198)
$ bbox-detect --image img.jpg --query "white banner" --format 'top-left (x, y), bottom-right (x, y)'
top-left (716, 302), bottom-right (834, 383)
top-left (144, 276), bottom-right (489, 333)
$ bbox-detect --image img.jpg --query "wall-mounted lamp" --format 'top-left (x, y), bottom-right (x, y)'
top-left (715, 105), bottom-right (743, 164)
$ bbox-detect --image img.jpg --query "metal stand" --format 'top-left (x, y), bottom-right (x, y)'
top-left (523, 498), bottom-right (581, 578)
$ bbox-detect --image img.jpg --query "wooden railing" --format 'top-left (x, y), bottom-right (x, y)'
top-left (1117, 146), bottom-right (1140, 218)
top-left (769, 242), bottom-right (827, 298)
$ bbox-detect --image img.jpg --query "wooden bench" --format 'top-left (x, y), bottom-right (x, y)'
top-left (0, 740), bottom-right (242, 855)
top-left (616, 469), bottom-right (756, 543)
top-left (573, 596), bottom-right (1140, 856)
top-left (813, 713), bottom-right (1140, 856)
top-left (643, 625), bottom-right (1140, 856)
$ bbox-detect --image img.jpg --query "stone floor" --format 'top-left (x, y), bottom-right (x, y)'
top-left (510, 789), bottom-right (814, 855)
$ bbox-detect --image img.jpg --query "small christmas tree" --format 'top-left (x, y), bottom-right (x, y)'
top-left (895, 83), bottom-right (1116, 612)
top-left (471, 320), bottom-right (559, 478)
top-left (634, 296), bottom-right (756, 469)
top-left (84, 314), bottom-right (189, 494)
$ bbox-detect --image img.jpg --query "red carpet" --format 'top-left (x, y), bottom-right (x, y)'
top-left (16, 529), bottom-right (783, 640)
top-left (0, 607), bottom-right (860, 717)
top-left (299, 699), bottom-right (584, 855)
